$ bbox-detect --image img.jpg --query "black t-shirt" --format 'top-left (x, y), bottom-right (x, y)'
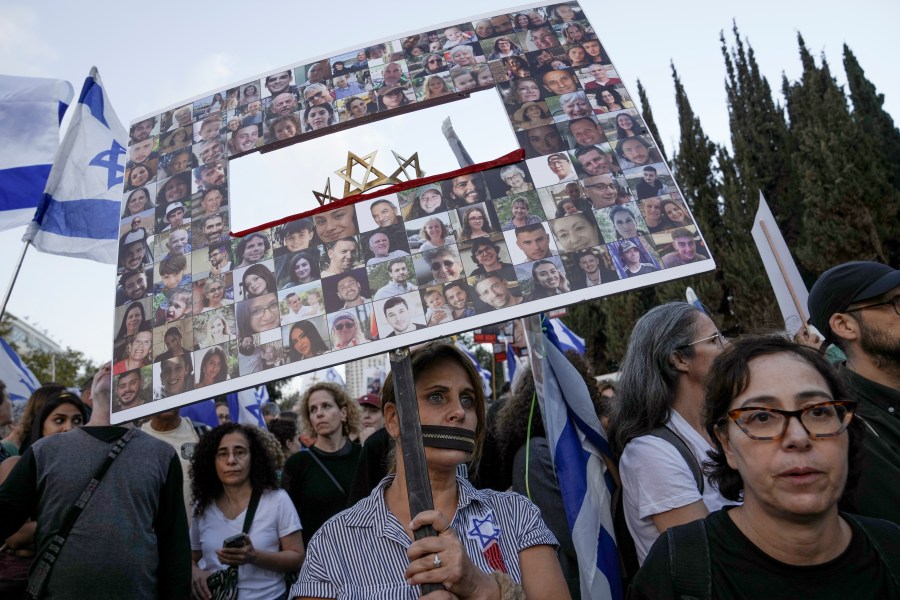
top-left (629, 508), bottom-right (898, 600)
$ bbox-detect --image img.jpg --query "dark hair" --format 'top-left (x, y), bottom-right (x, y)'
top-left (236, 293), bottom-right (278, 337)
top-left (381, 342), bottom-right (487, 470)
top-left (115, 302), bottom-right (150, 340)
top-left (303, 102), bottom-right (335, 128)
top-left (159, 254), bottom-right (187, 276)
top-left (287, 320), bottom-right (329, 361)
top-left (235, 232), bottom-right (271, 264)
top-left (596, 85), bottom-right (624, 108)
top-left (279, 218), bottom-right (314, 238)
top-left (287, 250), bottom-right (320, 284)
top-left (469, 238), bottom-right (500, 262)
top-left (199, 346), bottom-right (228, 385)
top-left (642, 165), bottom-right (657, 174)
top-left (614, 136), bottom-right (651, 161)
top-left (610, 302), bottom-right (703, 454)
top-left (208, 243), bottom-right (231, 262)
top-left (460, 206), bottom-right (494, 240)
top-left (123, 187), bottom-right (154, 217)
top-left (383, 296), bottom-right (408, 314)
top-left (190, 423), bottom-right (280, 517)
top-left (703, 334), bottom-right (864, 505)
top-left (268, 418), bottom-right (298, 453)
top-left (241, 264), bottom-right (276, 298)
top-left (528, 259), bottom-right (562, 298)
top-left (29, 390), bottom-right (87, 447)
top-left (515, 222), bottom-right (545, 237)
top-left (614, 112), bottom-right (643, 139)
top-left (18, 383), bottom-right (67, 454)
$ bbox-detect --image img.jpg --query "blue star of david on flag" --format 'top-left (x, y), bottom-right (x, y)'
top-left (23, 67), bottom-right (126, 264)
top-left (467, 513), bottom-right (501, 549)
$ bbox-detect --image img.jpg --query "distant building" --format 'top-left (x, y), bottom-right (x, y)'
top-left (344, 354), bottom-right (388, 397)
top-left (3, 314), bottom-right (62, 355)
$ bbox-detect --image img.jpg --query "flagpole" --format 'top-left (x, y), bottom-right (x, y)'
top-left (759, 220), bottom-right (808, 330)
top-left (0, 241), bottom-right (30, 322)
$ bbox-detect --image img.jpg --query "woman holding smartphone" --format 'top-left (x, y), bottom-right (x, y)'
top-left (189, 423), bottom-right (304, 600)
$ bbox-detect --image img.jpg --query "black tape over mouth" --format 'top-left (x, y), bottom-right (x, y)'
top-left (421, 425), bottom-right (476, 452)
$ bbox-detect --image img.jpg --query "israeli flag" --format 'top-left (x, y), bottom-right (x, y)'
top-left (323, 367), bottom-right (345, 386)
top-left (227, 385), bottom-right (269, 427)
top-left (23, 67), bottom-right (125, 263)
top-left (0, 75), bottom-right (73, 231)
top-left (541, 317), bottom-right (622, 600)
top-left (455, 340), bottom-right (492, 397)
top-left (546, 317), bottom-right (585, 354)
top-left (0, 338), bottom-right (40, 402)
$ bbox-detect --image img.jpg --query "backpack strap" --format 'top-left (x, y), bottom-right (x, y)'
top-left (647, 426), bottom-right (704, 494)
top-left (666, 519), bottom-right (711, 600)
top-left (842, 513), bottom-right (900, 590)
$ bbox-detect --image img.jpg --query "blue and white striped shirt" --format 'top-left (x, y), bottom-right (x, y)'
top-left (291, 475), bottom-right (558, 599)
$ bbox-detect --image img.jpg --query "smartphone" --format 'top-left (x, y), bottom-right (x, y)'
top-left (223, 533), bottom-right (247, 548)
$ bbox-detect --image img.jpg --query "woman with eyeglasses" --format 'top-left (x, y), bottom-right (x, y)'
top-left (421, 53), bottom-right (446, 75)
top-left (610, 302), bottom-right (736, 566)
top-left (631, 335), bottom-right (900, 598)
top-left (459, 206), bottom-right (495, 241)
top-left (189, 423), bottom-right (304, 600)
top-left (236, 293), bottom-right (281, 338)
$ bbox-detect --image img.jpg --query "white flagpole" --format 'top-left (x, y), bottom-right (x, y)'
top-left (0, 240), bottom-right (31, 322)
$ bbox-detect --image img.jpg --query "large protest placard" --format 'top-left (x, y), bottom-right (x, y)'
top-left (111, 1), bottom-right (715, 423)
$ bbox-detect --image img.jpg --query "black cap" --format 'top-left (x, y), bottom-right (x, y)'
top-left (808, 261), bottom-right (900, 341)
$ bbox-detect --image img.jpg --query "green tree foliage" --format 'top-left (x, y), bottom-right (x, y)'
top-left (636, 79), bottom-right (668, 162)
top-left (21, 347), bottom-right (97, 389)
top-left (842, 45), bottom-right (900, 264)
top-left (783, 35), bottom-right (888, 272)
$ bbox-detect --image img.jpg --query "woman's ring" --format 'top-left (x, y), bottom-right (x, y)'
top-left (433, 553), bottom-right (442, 568)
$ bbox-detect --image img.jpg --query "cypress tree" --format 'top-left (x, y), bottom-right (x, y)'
top-left (720, 23), bottom-right (801, 248)
top-left (783, 35), bottom-right (887, 271)
top-left (636, 79), bottom-right (668, 162)
top-left (842, 45), bottom-right (900, 263)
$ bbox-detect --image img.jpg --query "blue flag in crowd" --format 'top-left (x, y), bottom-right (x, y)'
top-left (179, 399), bottom-right (219, 429)
top-left (23, 67), bottom-right (124, 263)
top-left (455, 340), bottom-right (492, 397)
top-left (228, 386), bottom-right (269, 427)
top-left (546, 317), bottom-right (585, 354)
top-left (0, 75), bottom-right (73, 232)
top-left (0, 338), bottom-right (40, 402)
top-left (540, 316), bottom-right (622, 600)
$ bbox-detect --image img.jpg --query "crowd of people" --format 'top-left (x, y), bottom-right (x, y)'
top-left (0, 259), bottom-right (897, 598)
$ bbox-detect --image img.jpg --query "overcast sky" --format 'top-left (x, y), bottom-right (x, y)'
top-left (1, 0), bottom-right (897, 365)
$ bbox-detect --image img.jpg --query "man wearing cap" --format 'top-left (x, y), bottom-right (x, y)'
top-left (162, 202), bottom-right (191, 232)
top-left (356, 393), bottom-right (384, 445)
top-left (808, 261), bottom-right (900, 524)
top-left (662, 228), bottom-right (708, 267)
top-left (618, 240), bottom-right (657, 277)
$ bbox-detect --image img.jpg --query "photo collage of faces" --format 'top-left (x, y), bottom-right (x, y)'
top-left (114, 3), bottom-right (707, 410)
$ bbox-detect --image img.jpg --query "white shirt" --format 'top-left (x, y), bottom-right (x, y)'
top-left (190, 489), bottom-right (302, 600)
top-left (619, 410), bottom-right (737, 564)
top-left (141, 418), bottom-right (199, 522)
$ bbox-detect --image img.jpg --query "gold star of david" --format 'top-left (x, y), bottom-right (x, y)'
top-left (335, 151), bottom-right (392, 197)
top-left (389, 151), bottom-right (424, 182)
top-left (313, 178), bottom-right (336, 206)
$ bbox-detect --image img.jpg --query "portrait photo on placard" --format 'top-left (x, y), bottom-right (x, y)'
top-left (114, 297), bottom-right (152, 345)
top-left (526, 151), bottom-right (578, 188)
top-left (562, 115), bottom-right (607, 150)
top-left (419, 285), bottom-right (456, 327)
top-left (116, 267), bottom-right (154, 306)
top-left (362, 224), bottom-right (411, 266)
top-left (235, 292), bottom-right (282, 339)
top-left (311, 204), bottom-right (360, 246)
top-left (152, 353), bottom-right (195, 400)
top-left (272, 219), bottom-right (315, 257)
top-left (322, 268), bottom-right (372, 313)
top-left (129, 117), bottom-right (159, 146)
top-left (193, 212), bottom-right (229, 250)
top-left (154, 252), bottom-right (192, 295)
top-left (194, 342), bottom-right (235, 388)
top-left (368, 255), bottom-right (418, 302)
top-left (624, 163), bottom-right (675, 201)
top-left (320, 236), bottom-right (363, 278)
top-left (112, 366), bottom-right (152, 413)
top-left (652, 226), bottom-right (710, 269)
top-left (560, 244), bottom-right (620, 289)
top-left (282, 315), bottom-right (331, 363)
top-left (548, 211), bottom-right (603, 254)
top-left (194, 273), bottom-right (234, 313)
top-left (595, 202), bottom-right (650, 244)
top-left (459, 237), bottom-right (517, 285)
top-left (412, 243), bottom-right (466, 287)
top-left (357, 195), bottom-right (403, 231)
top-left (275, 248), bottom-right (321, 289)
top-left (119, 210), bottom-right (155, 241)
top-left (468, 272), bottom-right (524, 312)
top-left (159, 147), bottom-right (199, 180)
top-left (232, 231), bottom-right (273, 269)
top-left (502, 221), bottom-right (560, 265)
top-left (514, 256), bottom-right (570, 302)
top-left (516, 122), bottom-right (565, 159)
top-left (483, 163), bottom-right (536, 199)
top-left (233, 260), bottom-right (278, 302)
top-left (454, 203), bottom-right (500, 243)
top-left (193, 112), bottom-right (224, 143)
top-left (608, 235), bottom-right (663, 279)
top-left (405, 212), bottom-right (456, 252)
top-left (494, 191), bottom-right (543, 231)
top-left (122, 185), bottom-right (156, 218)
top-left (375, 291), bottom-right (428, 338)
top-left (278, 281), bottom-right (325, 325)
top-left (400, 183), bottom-right (449, 220)
top-left (327, 304), bottom-right (374, 350)
top-left (192, 242), bottom-right (233, 279)
top-left (154, 285), bottom-right (194, 327)
top-left (193, 305), bottom-right (236, 350)
top-left (596, 108), bottom-right (644, 142)
top-left (153, 318), bottom-right (194, 363)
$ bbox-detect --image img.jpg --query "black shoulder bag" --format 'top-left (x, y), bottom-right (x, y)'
top-left (27, 427), bottom-right (139, 599)
top-left (206, 490), bottom-right (262, 600)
